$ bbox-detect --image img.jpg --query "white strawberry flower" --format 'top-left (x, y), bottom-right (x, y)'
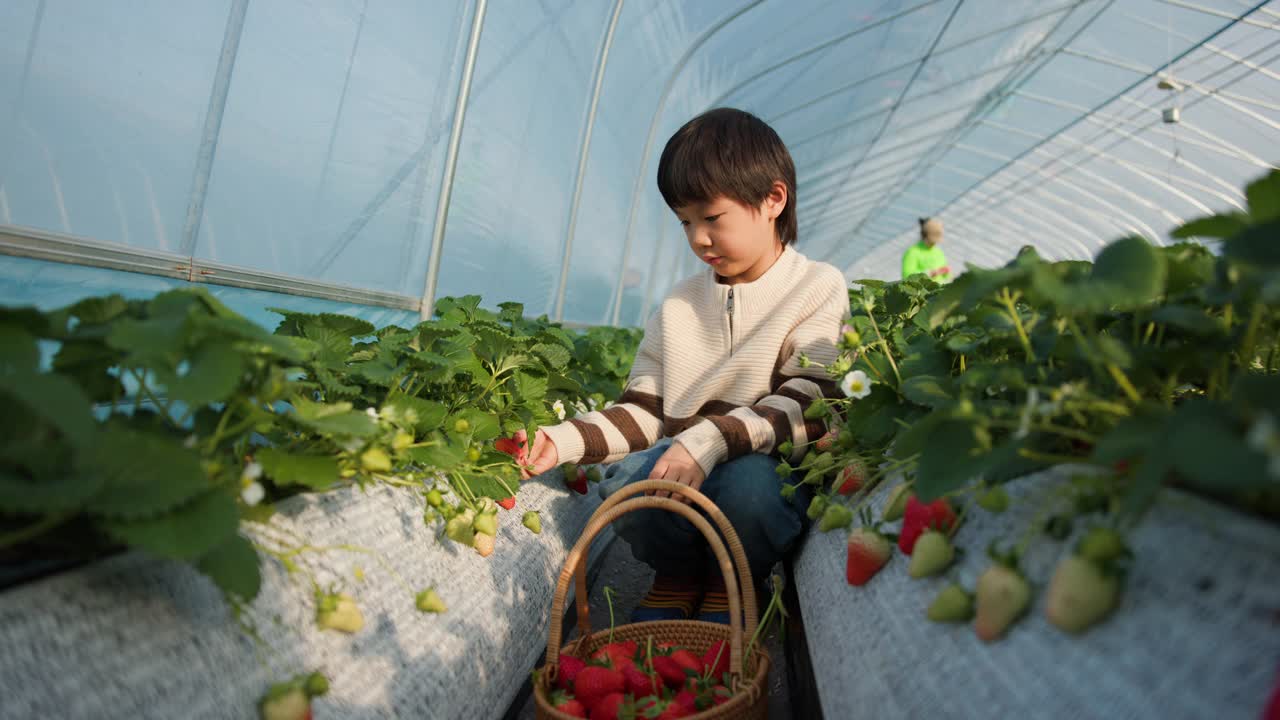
top-left (552, 399), bottom-right (566, 421)
top-left (603, 401), bottom-right (615, 409)
top-left (240, 481), bottom-right (265, 506)
top-left (366, 407), bottom-right (379, 419)
top-left (840, 370), bottom-right (872, 399)
top-left (587, 397), bottom-right (599, 411)
top-left (241, 461), bottom-right (263, 482)
top-left (572, 400), bottom-right (590, 415)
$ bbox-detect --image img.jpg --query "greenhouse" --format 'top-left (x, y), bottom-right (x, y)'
top-left (0, 0), bottom-right (1277, 718)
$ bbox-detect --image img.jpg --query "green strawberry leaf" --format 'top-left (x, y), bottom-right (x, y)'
top-left (85, 426), bottom-right (209, 518)
top-left (0, 371), bottom-right (96, 449)
top-left (289, 397), bottom-right (379, 437)
top-left (156, 344), bottom-right (246, 406)
top-left (1170, 213), bottom-right (1250, 240)
top-left (196, 533), bottom-right (262, 601)
top-left (256, 449), bottom-right (339, 490)
top-left (0, 469), bottom-right (104, 514)
top-left (103, 488), bottom-right (239, 559)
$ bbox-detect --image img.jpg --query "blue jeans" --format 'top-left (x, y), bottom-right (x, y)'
top-left (598, 439), bottom-right (813, 586)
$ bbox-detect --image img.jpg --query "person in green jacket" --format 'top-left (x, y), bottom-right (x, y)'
top-left (902, 217), bottom-right (951, 281)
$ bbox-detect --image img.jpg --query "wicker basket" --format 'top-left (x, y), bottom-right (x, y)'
top-left (533, 479), bottom-right (770, 720)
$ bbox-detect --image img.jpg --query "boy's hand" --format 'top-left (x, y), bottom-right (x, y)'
top-left (647, 443), bottom-right (706, 504)
top-left (513, 428), bottom-right (559, 480)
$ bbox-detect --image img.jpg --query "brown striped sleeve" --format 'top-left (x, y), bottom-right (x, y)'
top-left (707, 415), bottom-right (752, 460)
top-left (568, 418), bottom-right (610, 464)
top-left (600, 406), bottom-right (649, 453)
top-left (618, 389), bottom-right (663, 420)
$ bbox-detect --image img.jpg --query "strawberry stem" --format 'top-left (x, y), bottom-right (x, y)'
top-left (603, 585), bottom-right (616, 644)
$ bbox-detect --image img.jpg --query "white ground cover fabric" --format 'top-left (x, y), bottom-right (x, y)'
top-left (0, 468), bottom-right (610, 719)
top-left (794, 465), bottom-right (1280, 720)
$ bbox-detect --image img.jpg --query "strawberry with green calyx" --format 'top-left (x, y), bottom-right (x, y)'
top-left (562, 463), bottom-right (589, 494)
top-left (1046, 527), bottom-right (1130, 634)
top-left (927, 583), bottom-right (975, 622)
top-left (555, 654), bottom-right (587, 691)
top-left (882, 482), bottom-right (913, 522)
top-left (572, 665), bottom-right (625, 711)
top-left (668, 648), bottom-right (702, 676)
top-left (315, 590), bottom-right (364, 633)
top-left (360, 447), bottom-right (393, 473)
top-left (522, 510), bottom-right (542, 534)
top-left (779, 483), bottom-right (797, 502)
top-left (425, 489), bottom-right (444, 508)
top-left (806, 495), bottom-right (828, 521)
top-left (776, 440), bottom-right (794, 458)
top-left (834, 458), bottom-right (869, 495)
top-left (473, 531), bottom-right (495, 557)
top-left (592, 692), bottom-right (635, 720)
top-left (635, 695), bottom-right (691, 719)
top-left (898, 496), bottom-right (958, 554)
top-left (819, 502), bottom-right (854, 532)
top-left (445, 510), bottom-right (475, 546)
top-left (259, 687), bottom-right (310, 720)
top-left (585, 466), bottom-right (603, 483)
top-left (472, 511), bottom-right (498, 537)
top-left (415, 588), bottom-right (447, 614)
top-left (549, 690), bottom-right (587, 718)
top-left (908, 530), bottom-right (955, 578)
top-left (622, 662), bottom-right (657, 697)
top-left (803, 398), bottom-right (830, 420)
top-left (494, 436), bottom-right (527, 464)
top-left (846, 509), bottom-right (893, 586)
top-left (815, 427), bottom-right (839, 452)
top-left (497, 496), bottom-right (516, 510)
top-left (303, 672), bottom-right (329, 697)
top-left (652, 655), bottom-right (688, 688)
top-left (974, 546), bottom-right (1031, 642)
top-left (976, 486), bottom-right (1009, 513)
top-left (701, 639), bottom-right (729, 681)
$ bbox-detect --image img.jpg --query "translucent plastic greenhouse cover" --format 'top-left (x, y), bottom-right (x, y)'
top-left (1, 0), bottom-right (1276, 328)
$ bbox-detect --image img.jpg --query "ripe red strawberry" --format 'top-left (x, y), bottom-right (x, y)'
top-left (673, 689), bottom-right (698, 713)
top-left (591, 692), bottom-right (631, 720)
top-left (652, 655), bottom-right (687, 688)
top-left (907, 530), bottom-right (955, 578)
top-left (974, 563), bottom-right (1031, 642)
top-left (497, 496), bottom-right (516, 510)
top-left (701, 639), bottom-right (729, 680)
top-left (549, 690), bottom-right (587, 718)
top-left (668, 649), bottom-right (701, 676)
top-left (591, 641), bottom-right (638, 670)
top-left (556, 655), bottom-right (587, 692)
top-left (572, 666), bottom-right (624, 711)
top-left (835, 459), bottom-right (868, 495)
top-left (898, 497), bottom-right (957, 555)
top-left (1045, 554), bottom-right (1120, 634)
top-left (621, 663), bottom-right (656, 697)
top-left (563, 463), bottom-right (589, 494)
top-left (495, 437), bottom-right (527, 463)
top-left (846, 527), bottom-right (892, 586)
top-left (635, 696), bottom-right (690, 719)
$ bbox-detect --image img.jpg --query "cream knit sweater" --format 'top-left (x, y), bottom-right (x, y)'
top-left (542, 245), bottom-right (849, 476)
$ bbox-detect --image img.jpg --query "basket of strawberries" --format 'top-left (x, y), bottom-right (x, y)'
top-left (533, 479), bottom-right (770, 719)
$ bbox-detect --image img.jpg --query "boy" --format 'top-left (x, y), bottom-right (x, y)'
top-left (515, 108), bottom-right (848, 623)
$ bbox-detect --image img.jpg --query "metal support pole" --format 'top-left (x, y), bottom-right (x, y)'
top-left (421, 0), bottom-right (487, 321)
top-left (179, 0), bottom-right (248, 257)
top-left (552, 0), bottom-right (625, 321)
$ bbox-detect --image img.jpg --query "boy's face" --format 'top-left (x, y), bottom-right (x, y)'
top-left (675, 182), bottom-right (787, 285)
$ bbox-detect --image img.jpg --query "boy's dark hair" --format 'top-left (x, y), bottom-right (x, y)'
top-left (656, 108), bottom-right (798, 246)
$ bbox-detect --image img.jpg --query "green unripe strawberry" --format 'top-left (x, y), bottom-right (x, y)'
top-left (803, 400), bottom-right (830, 420)
top-left (1045, 554), bottom-right (1120, 634)
top-left (882, 483), bottom-right (913, 522)
top-left (586, 466), bottom-right (603, 483)
top-left (974, 564), bottom-right (1031, 642)
top-left (780, 484), bottom-right (797, 501)
top-left (843, 329), bottom-right (861, 347)
top-left (316, 592), bottom-right (364, 633)
top-left (304, 672), bottom-right (330, 697)
top-left (818, 503), bottom-right (854, 532)
top-left (446, 510), bottom-right (476, 546)
top-left (908, 530), bottom-right (955, 578)
top-left (1077, 527), bottom-right (1126, 563)
top-left (522, 510), bottom-right (542, 534)
top-left (777, 440), bottom-right (794, 457)
top-left (360, 447), bottom-right (392, 473)
top-left (392, 430), bottom-right (414, 451)
top-left (977, 486), bottom-right (1010, 513)
top-left (415, 588), bottom-right (448, 614)
top-left (927, 583), bottom-right (975, 622)
top-left (807, 496), bottom-right (828, 521)
top-left (474, 531), bottom-right (495, 557)
top-left (473, 511), bottom-right (498, 537)
top-left (466, 446), bottom-right (482, 463)
top-left (259, 687), bottom-right (309, 720)
top-left (426, 489), bottom-right (443, 507)
top-left (453, 418), bottom-right (470, 434)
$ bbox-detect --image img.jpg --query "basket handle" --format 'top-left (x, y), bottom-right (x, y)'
top-left (584, 478), bottom-right (759, 643)
top-left (543, 480), bottom-right (757, 683)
